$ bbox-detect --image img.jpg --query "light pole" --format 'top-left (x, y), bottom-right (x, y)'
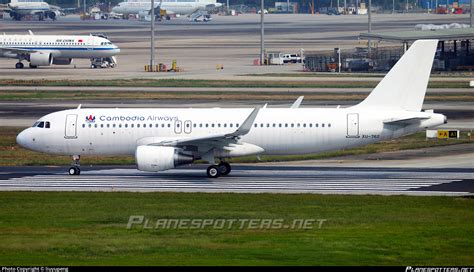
top-left (471, 0), bottom-right (473, 27)
top-left (368, 0), bottom-right (372, 55)
top-left (83, 0), bottom-right (86, 15)
top-left (150, 0), bottom-right (155, 70)
top-left (260, 0), bottom-right (265, 65)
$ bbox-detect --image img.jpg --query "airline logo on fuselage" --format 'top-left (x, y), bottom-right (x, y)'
top-left (85, 115), bottom-right (96, 123)
top-left (99, 115), bottom-right (179, 122)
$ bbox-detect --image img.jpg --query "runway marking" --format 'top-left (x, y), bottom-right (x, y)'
top-left (0, 168), bottom-right (471, 195)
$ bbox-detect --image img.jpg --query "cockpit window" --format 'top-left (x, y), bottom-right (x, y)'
top-left (37, 121), bottom-right (44, 128)
top-left (45, 121), bottom-right (50, 128)
top-left (32, 121), bottom-right (39, 127)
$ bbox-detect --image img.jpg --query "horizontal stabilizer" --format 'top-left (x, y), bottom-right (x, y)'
top-left (383, 116), bottom-right (429, 125)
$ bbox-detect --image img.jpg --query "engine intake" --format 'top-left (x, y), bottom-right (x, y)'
top-left (135, 146), bottom-right (193, 172)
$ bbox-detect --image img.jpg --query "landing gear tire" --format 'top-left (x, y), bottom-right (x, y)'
top-left (207, 165), bottom-right (221, 178)
top-left (29, 63), bottom-right (37, 69)
top-left (218, 162), bottom-right (231, 176)
top-left (15, 62), bottom-right (24, 69)
top-left (68, 166), bottom-right (80, 175)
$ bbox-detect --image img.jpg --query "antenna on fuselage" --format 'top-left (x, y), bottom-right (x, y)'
top-left (77, 104), bottom-right (82, 109)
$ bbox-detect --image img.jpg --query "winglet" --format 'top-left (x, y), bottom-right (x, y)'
top-left (227, 107), bottom-right (260, 137)
top-left (290, 96), bottom-right (304, 108)
top-left (28, 30), bottom-right (34, 35)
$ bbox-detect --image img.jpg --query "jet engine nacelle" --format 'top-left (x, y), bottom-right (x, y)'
top-left (138, 10), bottom-right (148, 18)
top-left (135, 146), bottom-right (194, 172)
top-left (52, 58), bottom-right (72, 65)
top-left (48, 10), bottom-right (60, 20)
top-left (29, 52), bottom-right (53, 66)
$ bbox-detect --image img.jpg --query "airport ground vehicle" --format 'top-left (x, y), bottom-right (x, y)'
top-left (90, 57), bottom-right (117, 68)
top-left (282, 54), bottom-right (302, 63)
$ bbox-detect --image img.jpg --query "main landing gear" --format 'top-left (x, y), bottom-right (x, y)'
top-left (206, 161), bottom-right (231, 178)
top-left (68, 155), bottom-right (81, 175)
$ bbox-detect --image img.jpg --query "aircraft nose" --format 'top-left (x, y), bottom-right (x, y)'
top-left (16, 129), bottom-right (28, 148)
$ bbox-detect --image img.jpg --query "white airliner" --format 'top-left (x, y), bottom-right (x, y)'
top-left (111, 0), bottom-right (222, 17)
top-left (16, 40), bottom-right (446, 178)
top-left (0, 32), bottom-right (120, 69)
top-left (1, 0), bottom-right (62, 21)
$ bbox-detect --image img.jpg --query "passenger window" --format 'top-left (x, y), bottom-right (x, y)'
top-left (131, 124), bottom-right (134, 128)
top-left (328, 123), bottom-right (331, 127)
top-left (309, 124), bottom-right (312, 127)
top-left (230, 124), bottom-right (233, 128)
top-left (149, 124), bottom-right (152, 128)
top-left (107, 124), bottom-right (110, 128)
top-left (322, 124), bottom-right (325, 127)
top-left (254, 124), bottom-right (257, 128)
top-left (101, 124), bottom-right (104, 128)
top-left (211, 124), bottom-right (215, 128)
top-left (137, 124), bottom-right (140, 128)
top-left (82, 124), bottom-right (85, 128)
top-left (88, 124), bottom-right (92, 128)
top-left (291, 124), bottom-right (294, 128)
top-left (94, 124), bottom-right (98, 128)
top-left (161, 124), bottom-right (165, 128)
top-left (125, 124), bottom-right (128, 128)
top-left (315, 123), bottom-right (319, 127)
top-left (167, 124), bottom-right (171, 128)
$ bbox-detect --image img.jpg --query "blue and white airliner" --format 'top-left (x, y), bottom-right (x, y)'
top-left (0, 31), bottom-right (121, 69)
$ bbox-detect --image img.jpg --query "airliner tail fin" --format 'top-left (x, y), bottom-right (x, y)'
top-left (356, 39), bottom-right (438, 112)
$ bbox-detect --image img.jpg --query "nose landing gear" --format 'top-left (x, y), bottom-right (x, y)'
top-left (68, 155), bottom-right (81, 175)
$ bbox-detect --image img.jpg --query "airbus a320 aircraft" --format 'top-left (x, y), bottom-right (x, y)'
top-left (16, 40), bottom-right (446, 178)
top-left (0, 32), bottom-right (120, 69)
top-left (111, 0), bottom-right (222, 18)
top-left (1, 0), bottom-right (62, 21)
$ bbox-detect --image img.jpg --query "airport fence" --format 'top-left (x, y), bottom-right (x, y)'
top-left (304, 41), bottom-right (474, 72)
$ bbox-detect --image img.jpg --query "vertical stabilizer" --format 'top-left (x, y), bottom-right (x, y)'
top-left (356, 39), bottom-right (438, 112)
